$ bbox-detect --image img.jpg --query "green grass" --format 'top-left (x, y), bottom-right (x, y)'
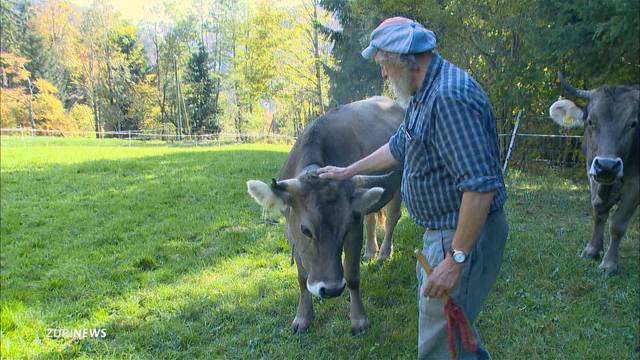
top-left (1, 137), bottom-right (638, 359)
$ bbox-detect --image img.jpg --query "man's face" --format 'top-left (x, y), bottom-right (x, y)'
top-left (379, 61), bottom-right (414, 109)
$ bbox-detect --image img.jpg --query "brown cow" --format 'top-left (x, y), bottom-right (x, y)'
top-left (549, 72), bottom-right (639, 275)
top-left (247, 96), bottom-right (403, 334)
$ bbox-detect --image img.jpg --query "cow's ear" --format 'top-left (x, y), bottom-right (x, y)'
top-left (549, 99), bottom-right (585, 128)
top-left (352, 187), bottom-right (384, 214)
top-left (247, 180), bottom-right (287, 212)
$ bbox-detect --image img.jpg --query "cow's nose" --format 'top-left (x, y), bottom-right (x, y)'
top-left (590, 156), bottom-right (623, 183)
top-left (319, 283), bottom-right (345, 298)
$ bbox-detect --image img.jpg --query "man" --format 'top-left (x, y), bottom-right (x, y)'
top-left (317, 17), bottom-right (508, 359)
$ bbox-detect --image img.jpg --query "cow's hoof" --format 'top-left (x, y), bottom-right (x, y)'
top-left (377, 250), bottom-right (392, 264)
top-left (363, 250), bottom-right (377, 261)
top-left (291, 316), bottom-right (312, 333)
top-left (580, 246), bottom-right (601, 260)
top-left (350, 317), bottom-right (369, 336)
top-left (598, 261), bottom-right (618, 276)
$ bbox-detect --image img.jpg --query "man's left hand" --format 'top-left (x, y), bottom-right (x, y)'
top-left (422, 255), bottom-right (464, 299)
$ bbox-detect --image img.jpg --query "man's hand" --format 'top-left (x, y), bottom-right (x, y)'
top-left (422, 255), bottom-right (464, 299)
top-left (316, 166), bottom-right (352, 180)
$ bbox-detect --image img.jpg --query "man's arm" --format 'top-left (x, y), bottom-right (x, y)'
top-left (451, 190), bottom-right (495, 253)
top-left (317, 143), bottom-right (400, 180)
top-left (423, 190), bottom-right (495, 299)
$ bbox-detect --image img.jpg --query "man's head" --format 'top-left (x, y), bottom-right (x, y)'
top-left (362, 17), bottom-right (437, 108)
top-left (374, 51), bottom-right (420, 108)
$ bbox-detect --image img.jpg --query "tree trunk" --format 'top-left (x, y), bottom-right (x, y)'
top-left (311, 1), bottom-right (324, 114)
top-left (177, 74), bottom-right (190, 134)
top-left (27, 78), bottom-right (35, 133)
top-left (89, 41), bottom-right (101, 139)
top-left (174, 57), bottom-right (182, 139)
top-left (153, 23), bottom-right (165, 128)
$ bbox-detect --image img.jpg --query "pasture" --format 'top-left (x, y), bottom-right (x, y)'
top-left (1, 137), bottom-right (638, 359)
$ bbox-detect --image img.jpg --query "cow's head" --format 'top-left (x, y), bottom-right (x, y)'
top-left (549, 72), bottom-right (639, 184)
top-left (247, 171), bottom-right (398, 298)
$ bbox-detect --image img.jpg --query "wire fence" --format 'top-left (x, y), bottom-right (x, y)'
top-left (0, 128), bottom-right (297, 146)
top-left (497, 114), bottom-right (585, 170)
top-left (1, 125), bottom-right (585, 170)
top-left (498, 133), bottom-right (584, 170)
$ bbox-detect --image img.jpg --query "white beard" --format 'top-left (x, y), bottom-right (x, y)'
top-left (388, 70), bottom-right (413, 109)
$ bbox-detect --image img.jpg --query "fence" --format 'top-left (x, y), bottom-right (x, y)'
top-left (496, 113), bottom-right (585, 170)
top-left (1, 126), bottom-right (585, 170)
top-left (499, 133), bottom-right (584, 170)
top-left (0, 128), bottom-right (297, 146)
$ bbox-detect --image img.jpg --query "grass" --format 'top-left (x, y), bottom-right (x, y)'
top-left (1, 137), bottom-right (638, 359)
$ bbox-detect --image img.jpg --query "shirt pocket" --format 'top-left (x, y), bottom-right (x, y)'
top-left (404, 127), bottom-right (431, 170)
top-left (407, 124), bottom-right (443, 180)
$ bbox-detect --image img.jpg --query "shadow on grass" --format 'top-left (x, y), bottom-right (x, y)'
top-left (25, 217), bottom-right (423, 359)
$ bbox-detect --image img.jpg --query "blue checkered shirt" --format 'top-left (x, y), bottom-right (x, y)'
top-left (388, 53), bottom-right (507, 229)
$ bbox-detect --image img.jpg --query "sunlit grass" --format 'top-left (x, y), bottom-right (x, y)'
top-left (1, 138), bottom-right (638, 359)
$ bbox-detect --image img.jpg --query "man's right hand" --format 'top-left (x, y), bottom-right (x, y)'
top-left (316, 166), bottom-right (353, 180)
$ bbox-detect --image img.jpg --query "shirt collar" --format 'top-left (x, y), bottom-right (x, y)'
top-left (412, 52), bottom-right (443, 104)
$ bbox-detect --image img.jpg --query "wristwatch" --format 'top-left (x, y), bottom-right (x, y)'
top-left (450, 248), bottom-right (468, 264)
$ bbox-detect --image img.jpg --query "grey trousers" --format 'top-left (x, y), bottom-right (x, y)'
top-left (417, 208), bottom-right (508, 360)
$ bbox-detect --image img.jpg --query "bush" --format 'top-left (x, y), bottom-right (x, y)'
top-left (0, 88), bottom-right (29, 128)
top-left (69, 104), bottom-right (94, 132)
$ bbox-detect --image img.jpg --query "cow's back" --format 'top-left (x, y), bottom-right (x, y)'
top-left (280, 96), bottom-right (404, 179)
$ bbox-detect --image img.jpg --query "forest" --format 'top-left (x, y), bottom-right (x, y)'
top-left (1, 0), bottom-right (638, 137)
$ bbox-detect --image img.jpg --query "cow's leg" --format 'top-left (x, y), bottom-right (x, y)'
top-left (581, 209), bottom-right (609, 259)
top-left (292, 261), bottom-right (313, 332)
top-left (363, 213), bottom-right (378, 260)
top-left (344, 222), bottom-right (368, 335)
top-left (599, 183), bottom-right (639, 275)
top-left (377, 191), bottom-right (401, 263)
top-left (581, 181), bottom-right (613, 259)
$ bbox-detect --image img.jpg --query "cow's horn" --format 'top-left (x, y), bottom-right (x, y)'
top-left (272, 178), bottom-right (303, 193)
top-left (352, 171), bottom-right (401, 189)
top-left (558, 71), bottom-right (591, 99)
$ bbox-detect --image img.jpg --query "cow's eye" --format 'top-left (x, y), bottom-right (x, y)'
top-left (586, 119), bottom-right (593, 127)
top-left (630, 120), bottom-right (637, 129)
top-left (300, 225), bottom-right (313, 238)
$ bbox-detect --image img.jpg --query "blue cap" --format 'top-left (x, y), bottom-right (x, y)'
top-left (361, 17), bottom-right (437, 60)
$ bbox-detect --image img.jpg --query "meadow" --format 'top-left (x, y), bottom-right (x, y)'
top-left (1, 137), bottom-right (638, 359)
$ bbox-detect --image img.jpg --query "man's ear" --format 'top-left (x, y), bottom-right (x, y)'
top-left (246, 180), bottom-right (287, 212)
top-left (549, 99), bottom-right (585, 128)
top-left (352, 187), bottom-right (384, 214)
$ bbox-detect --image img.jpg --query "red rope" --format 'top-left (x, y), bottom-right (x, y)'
top-left (444, 300), bottom-right (478, 359)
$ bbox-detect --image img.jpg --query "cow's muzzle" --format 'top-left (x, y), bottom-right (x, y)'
top-left (307, 279), bottom-right (347, 299)
top-left (589, 156), bottom-right (623, 184)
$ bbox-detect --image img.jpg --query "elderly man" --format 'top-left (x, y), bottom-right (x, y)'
top-left (318, 17), bottom-right (508, 359)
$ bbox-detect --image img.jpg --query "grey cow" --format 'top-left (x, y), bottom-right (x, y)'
top-left (549, 72), bottom-right (639, 275)
top-left (247, 96), bottom-right (404, 334)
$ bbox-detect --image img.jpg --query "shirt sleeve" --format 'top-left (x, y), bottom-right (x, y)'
top-left (388, 121), bottom-right (406, 163)
top-left (433, 94), bottom-right (502, 193)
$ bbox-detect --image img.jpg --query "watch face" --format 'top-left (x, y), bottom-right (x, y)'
top-left (453, 251), bottom-right (466, 263)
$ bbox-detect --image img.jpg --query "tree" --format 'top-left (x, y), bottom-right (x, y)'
top-left (319, 0), bottom-right (383, 107)
top-left (185, 42), bottom-right (220, 133)
top-left (31, 79), bottom-right (74, 131)
top-left (0, 52), bottom-right (30, 128)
